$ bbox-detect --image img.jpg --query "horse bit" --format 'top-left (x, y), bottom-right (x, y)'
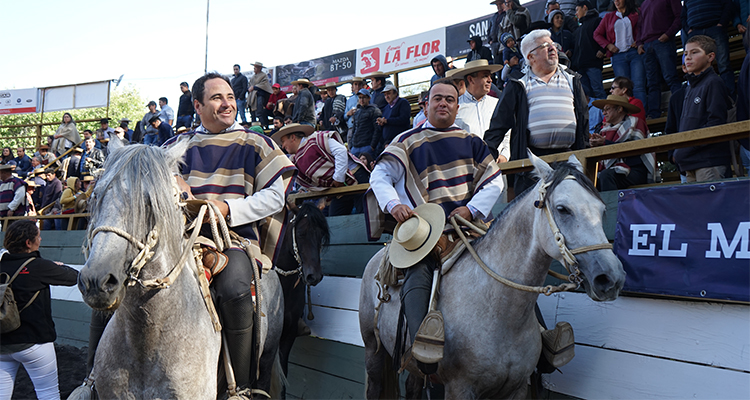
top-left (453, 175), bottom-right (612, 295)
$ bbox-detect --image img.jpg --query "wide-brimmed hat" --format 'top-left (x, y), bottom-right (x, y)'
top-left (37, 144), bottom-right (50, 151)
top-left (460, 59), bottom-right (503, 76)
top-left (592, 95), bottom-right (641, 115)
top-left (270, 123), bottom-right (315, 146)
top-left (0, 163), bottom-right (15, 171)
top-left (389, 203), bottom-right (446, 268)
top-left (23, 179), bottom-right (37, 188)
top-left (350, 77), bottom-right (365, 83)
top-left (291, 78), bottom-right (313, 87)
top-left (436, 67), bottom-right (466, 84)
top-left (82, 175), bottom-right (95, 182)
top-left (324, 82), bottom-right (340, 89)
top-left (72, 147), bottom-right (83, 153)
top-left (253, 61), bottom-right (264, 68)
top-left (99, 118), bottom-right (110, 124)
top-left (119, 118), bottom-right (131, 124)
top-left (365, 71), bottom-right (390, 80)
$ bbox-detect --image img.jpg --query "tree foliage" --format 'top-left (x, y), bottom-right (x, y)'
top-left (0, 84), bottom-right (145, 150)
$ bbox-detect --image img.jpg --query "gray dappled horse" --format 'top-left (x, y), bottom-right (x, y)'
top-left (77, 139), bottom-right (284, 398)
top-left (359, 153), bottom-right (626, 399)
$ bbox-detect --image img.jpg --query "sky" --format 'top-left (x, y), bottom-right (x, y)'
top-left (0, 0), bottom-right (511, 109)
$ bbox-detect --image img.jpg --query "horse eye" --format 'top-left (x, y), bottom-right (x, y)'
top-left (556, 205), bottom-right (570, 214)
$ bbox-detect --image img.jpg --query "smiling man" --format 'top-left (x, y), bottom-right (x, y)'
top-left (164, 72), bottom-right (295, 398)
top-left (366, 81), bottom-right (503, 374)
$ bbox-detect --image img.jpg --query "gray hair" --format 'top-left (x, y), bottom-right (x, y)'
top-left (520, 29), bottom-right (552, 59)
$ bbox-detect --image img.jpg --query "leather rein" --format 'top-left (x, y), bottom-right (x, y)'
top-left (452, 175), bottom-right (612, 295)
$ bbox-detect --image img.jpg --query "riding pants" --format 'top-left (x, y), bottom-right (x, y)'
top-left (0, 342), bottom-right (60, 400)
top-left (400, 255), bottom-right (438, 373)
top-left (213, 248), bottom-right (256, 390)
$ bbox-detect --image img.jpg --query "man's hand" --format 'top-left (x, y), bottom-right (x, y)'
top-left (175, 175), bottom-right (195, 200)
top-left (596, 50), bottom-right (605, 58)
top-left (589, 133), bottom-right (605, 147)
top-left (329, 116), bottom-right (337, 124)
top-left (347, 108), bottom-right (358, 117)
top-left (331, 180), bottom-right (344, 187)
top-left (448, 206), bottom-right (472, 222)
top-left (637, 45), bottom-right (645, 55)
top-left (739, 24), bottom-right (747, 34)
top-left (248, 86), bottom-right (254, 92)
top-left (376, 117), bottom-right (387, 126)
top-left (606, 43), bottom-right (619, 54)
top-left (390, 204), bottom-right (415, 223)
top-left (658, 34), bottom-right (669, 43)
top-left (496, 154), bottom-right (508, 163)
top-left (208, 199), bottom-right (229, 219)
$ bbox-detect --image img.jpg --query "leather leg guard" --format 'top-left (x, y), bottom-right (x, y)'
top-left (220, 291), bottom-right (255, 390)
top-left (400, 262), bottom-right (437, 375)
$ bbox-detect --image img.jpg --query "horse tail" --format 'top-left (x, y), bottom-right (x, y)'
top-left (269, 351), bottom-right (288, 399)
top-left (66, 373), bottom-right (96, 400)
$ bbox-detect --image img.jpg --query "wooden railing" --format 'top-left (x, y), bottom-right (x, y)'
top-left (1, 213), bottom-right (89, 231)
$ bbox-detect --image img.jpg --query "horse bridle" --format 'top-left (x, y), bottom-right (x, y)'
top-left (276, 212), bottom-right (305, 278)
top-left (452, 175), bottom-right (612, 295)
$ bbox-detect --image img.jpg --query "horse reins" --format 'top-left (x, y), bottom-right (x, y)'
top-left (275, 211), bottom-right (317, 320)
top-left (452, 175), bottom-right (612, 296)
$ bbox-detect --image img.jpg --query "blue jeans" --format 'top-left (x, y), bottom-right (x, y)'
top-left (611, 47), bottom-right (647, 114)
top-left (235, 99), bottom-right (248, 123)
top-left (578, 67), bottom-right (607, 100)
top-left (741, 144), bottom-right (750, 173)
top-left (687, 26), bottom-right (735, 97)
top-left (642, 40), bottom-right (682, 119)
top-left (143, 133), bottom-right (159, 146)
top-left (176, 115), bottom-right (192, 129)
top-left (350, 145), bottom-right (373, 158)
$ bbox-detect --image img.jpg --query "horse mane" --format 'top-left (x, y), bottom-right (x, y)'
top-left (297, 202), bottom-right (330, 248)
top-left (86, 144), bottom-right (184, 255)
top-left (473, 160), bottom-right (601, 246)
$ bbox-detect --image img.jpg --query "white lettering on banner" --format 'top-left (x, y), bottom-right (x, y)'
top-left (468, 21), bottom-right (490, 38)
top-left (705, 222), bottom-right (750, 259)
top-left (628, 224), bottom-right (657, 256)
top-left (658, 224), bottom-right (688, 257)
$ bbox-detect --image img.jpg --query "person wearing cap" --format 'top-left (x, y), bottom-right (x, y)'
top-left (177, 82), bottom-right (194, 129)
top-left (79, 136), bottom-right (106, 176)
top-left (366, 72), bottom-right (389, 111)
top-left (412, 91), bottom-right (429, 128)
top-left (95, 118), bottom-right (114, 143)
top-left (571, 0), bottom-right (606, 100)
top-left (486, 29), bottom-right (589, 195)
top-left (366, 81), bottom-right (504, 374)
top-left (466, 36), bottom-right (493, 64)
top-left (349, 89), bottom-right (382, 158)
top-left (247, 62), bottom-right (273, 127)
top-left (231, 64), bottom-right (250, 124)
top-left (162, 73), bottom-right (294, 397)
top-left (142, 101), bottom-right (160, 145)
top-left (0, 163), bottom-right (26, 217)
top-left (290, 78), bottom-right (316, 126)
top-left (590, 95), bottom-right (653, 190)
top-left (157, 97), bottom-right (174, 126)
top-left (149, 114), bottom-right (174, 146)
top-left (266, 83), bottom-right (287, 118)
top-left (119, 118), bottom-right (133, 142)
top-left (344, 77), bottom-right (367, 142)
top-left (454, 60), bottom-right (509, 159)
top-left (319, 82), bottom-right (347, 132)
top-left (272, 123), bottom-right (369, 215)
top-left (374, 83), bottom-right (411, 153)
top-left (33, 145), bottom-right (53, 166)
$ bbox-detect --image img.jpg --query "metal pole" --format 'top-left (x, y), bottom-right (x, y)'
top-left (204, 0), bottom-right (210, 74)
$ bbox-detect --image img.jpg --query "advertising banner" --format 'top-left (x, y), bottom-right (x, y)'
top-left (445, 14), bottom-right (494, 58)
top-left (614, 180), bottom-right (750, 303)
top-left (355, 28), bottom-right (445, 76)
top-left (275, 50), bottom-right (356, 92)
top-left (0, 88), bottom-right (39, 115)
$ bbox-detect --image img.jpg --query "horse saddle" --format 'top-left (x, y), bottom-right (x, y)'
top-left (195, 237), bottom-right (229, 284)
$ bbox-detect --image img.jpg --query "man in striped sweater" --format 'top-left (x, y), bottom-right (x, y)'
top-left (168, 72), bottom-right (296, 398)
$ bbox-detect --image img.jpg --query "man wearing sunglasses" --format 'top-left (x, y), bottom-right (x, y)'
top-left (485, 29), bottom-right (589, 196)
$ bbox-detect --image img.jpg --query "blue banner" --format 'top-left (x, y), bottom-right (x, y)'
top-left (615, 180), bottom-right (750, 303)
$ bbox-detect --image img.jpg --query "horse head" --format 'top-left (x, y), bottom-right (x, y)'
top-left (78, 138), bottom-right (189, 310)
top-left (285, 202), bottom-right (329, 286)
top-left (529, 151), bottom-right (626, 301)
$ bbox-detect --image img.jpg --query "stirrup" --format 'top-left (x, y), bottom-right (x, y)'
top-left (541, 321), bottom-right (575, 368)
top-left (227, 387), bottom-right (253, 400)
top-left (411, 310), bottom-right (444, 365)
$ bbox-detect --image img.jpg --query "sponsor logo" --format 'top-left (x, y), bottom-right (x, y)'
top-left (359, 48), bottom-right (380, 75)
top-left (694, 97), bottom-right (701, 104)
top-left (0, 93), bottom-right (10, 99)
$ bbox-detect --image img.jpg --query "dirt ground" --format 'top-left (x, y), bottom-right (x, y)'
top-left (11, 344), bottom-right (87, 400)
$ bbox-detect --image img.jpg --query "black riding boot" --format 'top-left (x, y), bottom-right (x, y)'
top-left (86, 310), bottom-right (112, 373)
top-left (220, 290), bottom-right (255, 391)
top-left (400, 258), bottom-right (437, 374)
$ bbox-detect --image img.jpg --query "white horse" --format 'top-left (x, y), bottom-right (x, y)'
top-left (359, 153), bottom-right (626, 399)
top-left (76, 139), bottom-right (283, 399)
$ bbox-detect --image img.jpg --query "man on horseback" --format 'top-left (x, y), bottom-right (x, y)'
top-left (168, 72), bottom-right (295, 398)
top-left (365, 81), bottom-right (505, 374)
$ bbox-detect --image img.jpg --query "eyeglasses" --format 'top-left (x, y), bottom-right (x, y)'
top-left (610, 85), bottom-right (620, 91)
top-left (528, 41), bottom-right (561, 55)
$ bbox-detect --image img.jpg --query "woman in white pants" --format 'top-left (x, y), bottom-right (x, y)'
top-left (0, 219), bottom-right (78, 400)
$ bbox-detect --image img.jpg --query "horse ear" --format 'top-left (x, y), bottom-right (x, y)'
top-left (108, 137), bottom-right (125, 153)
top-left (163, 137), bottom-right (189, 170)
top-left (528, 150), bottom-right (553, 181)
top-left (567, 154), bottom-right (584, 173)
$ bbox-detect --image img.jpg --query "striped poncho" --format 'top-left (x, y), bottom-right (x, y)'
top-left (293, 130), bottom-right (365, 190)
top-left (366, 126), bottom-right (502, 241)
top-left (167, 128), bottom-right (296, 265)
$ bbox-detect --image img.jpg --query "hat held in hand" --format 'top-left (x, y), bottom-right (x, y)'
top-left (389, 203), bottom-right (446, 268)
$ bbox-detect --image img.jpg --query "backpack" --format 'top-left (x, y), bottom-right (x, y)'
top-left (0, 257), bottom-right (38, 333)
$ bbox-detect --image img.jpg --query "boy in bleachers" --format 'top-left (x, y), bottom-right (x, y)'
top-left (501, 33), bottom-right (523, 85)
